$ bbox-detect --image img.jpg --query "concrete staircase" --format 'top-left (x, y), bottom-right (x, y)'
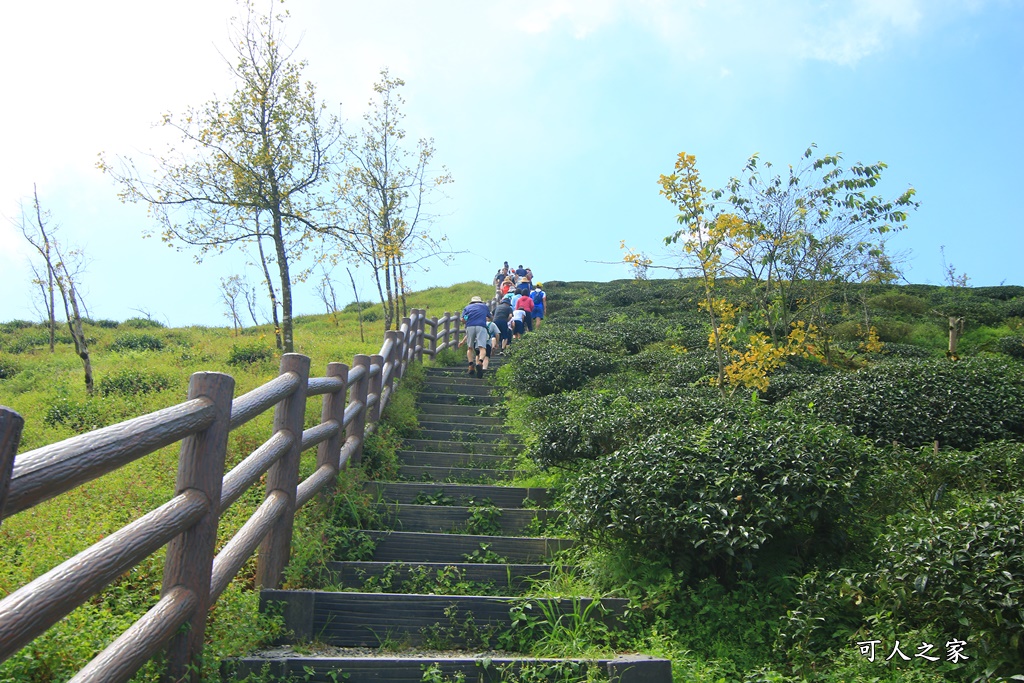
top-left (228, 358), bottom-right (671, 682)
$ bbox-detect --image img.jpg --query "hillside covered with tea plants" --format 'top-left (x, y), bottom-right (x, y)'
top-left (497, 277), bottom-right (1024, 681)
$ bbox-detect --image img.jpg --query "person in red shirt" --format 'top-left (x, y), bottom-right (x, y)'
top-left (515, 289), bottom-right (535, 332)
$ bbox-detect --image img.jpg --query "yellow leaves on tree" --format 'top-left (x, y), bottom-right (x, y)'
top-left (858, 325), bottom-right (885, 354)
top-left (720, 322), bottom-right (821, 394)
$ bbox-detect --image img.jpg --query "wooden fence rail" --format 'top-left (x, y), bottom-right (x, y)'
top-left (0, 308), bottom-right (465, 682)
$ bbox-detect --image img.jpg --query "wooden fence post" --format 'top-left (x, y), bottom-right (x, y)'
top-left (442, 313), bottom-right (451, 352)
top-left (162, 372), bottom-right (235, 682)
top-left (415, 309), bottom-right (425, 362)
top-left (428, 317), bottom-right (438, 359)
top-left (256, 354), bottom-right (310, 590)
top-left (453, 315), bottom-right (462, 350)
top-left (400, 316), bottom-right (412, 378)
top-left (348, 355), bottom-right (371, 465)
top-left (368, 354), bottom-right (384, 426)
top-left (384, 331), bottom-right (399, 405)
top-left (317, 363), bottom-right (348, 474)
top-left (0, 407), bottom-right (24, 529)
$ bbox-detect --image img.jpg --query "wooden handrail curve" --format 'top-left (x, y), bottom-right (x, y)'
top-left (0, 307), bottom-right (469, 682)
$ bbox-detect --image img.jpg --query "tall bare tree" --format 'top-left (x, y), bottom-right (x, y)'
top-left (17, 187), bottom-right (94, 393)
top-left (18, 185), bottom-right (58, 352)
top-left (100, 0), bottom-right (343, 351)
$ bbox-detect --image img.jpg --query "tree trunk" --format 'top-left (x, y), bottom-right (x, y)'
top-left (272, 214), bottom-right (294, 353)
top-left (256, 234), bottom-right (283, 350)
top-left (398, 258), bottom-right (408, 320)
top-left (64, 283), bottom-right (93, 395)
top-left (383, 256), bottom-right (395, 330)
top-left (948, 316), bottom-right (964, 359)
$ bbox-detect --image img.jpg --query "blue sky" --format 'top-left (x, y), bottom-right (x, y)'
top-left (1, 0), bottom-right (1021, 327)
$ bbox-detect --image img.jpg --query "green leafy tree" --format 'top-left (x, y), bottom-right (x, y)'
top-left (100, 0), bottom-right (342, 352)
top-left (720, 145), bottom-right (918, 345)
top-left (330, 69), bottom-right (454, 330)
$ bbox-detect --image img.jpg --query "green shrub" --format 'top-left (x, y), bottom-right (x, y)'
top-left (791, 357), bottom-right (1024, 449)
top-left (592, 319), bottom-right (667, 354)
top-left (120, 317), bottom-right (165, 329)
top-left (110, 332), bottom-right (165, 352)
top-left (786, 497), bottom-right (1024, 677)
top-left (97, 369), bottom-right (174, 397)
top-left (91, 319), bottom-right (120, 329)
top-left (44, 395), bottom-right (110, 433)
top-left (342, 300), bottom-right (375, 313)
top-left (1003, 297), bottom-right (1024, 319)
top-left (0, 356), bottom-right (20, 380)
top-left (866, 292), bottom-right (929, 315)
top-left (0, 319), bottom-right (37, 333)
top-left (360, 309), bottom-right (381, 323)
top-left (998, 335), bottom-right (1024, 359)
top-left (569, 410), bottom-right (877, 577)
top-left (507, 334), bottom-right (618, 397)
top-left (529, 386), bottom-right (742, 467)
top-left (619, 347), bottom-right (718, 388)
top-left (227, 341), bottom-right (274, 366)
top-left (878, 496), bottom-right (1024, 668)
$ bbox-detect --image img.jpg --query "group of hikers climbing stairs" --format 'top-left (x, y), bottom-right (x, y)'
top-left (231, 356), bottom-right (671, 682)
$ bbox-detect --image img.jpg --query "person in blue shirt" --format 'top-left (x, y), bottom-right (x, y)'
top-left (530, 284), bottom-right (546, 329)
top-left (460, 295), bottom-right (490, 378)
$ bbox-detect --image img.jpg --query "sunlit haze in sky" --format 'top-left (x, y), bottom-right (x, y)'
top-left (1, 0), bottom-right (1021, 326)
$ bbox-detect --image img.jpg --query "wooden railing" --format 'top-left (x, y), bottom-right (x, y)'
top-left (0, 308), bottom-right (467, 682)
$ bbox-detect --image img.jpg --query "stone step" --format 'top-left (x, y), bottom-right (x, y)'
top-left (418, 403), bottom-right (501, 417)
top-left (260, 591), bottom-right (626, 649)
top-left (421, 374), bottom-right (497, 386)
top-left (362, 530), bottom-right (573, 564)
top-left (417, 415), bottom-right (505, 428)
top-left (377, 504), bottom-right (564, 535)
top-left (228, 654), bottom-right (671, 682)
top-left (366, 482), bottom-right (553, 508)
top-left (421, 381), bottom-right (497, 397)
top-left (396, 451), bottom-right (514, 469)
top-left (327, 561), bottom-right (570, 594)
top-left (416, 392), bottom-right (500, 406)
top-left (415, 428), bottom-right (520, 444)
top-left (401, 438), bottom-right (515, 455)
top-left (397, 464), bottom-right (519, 483)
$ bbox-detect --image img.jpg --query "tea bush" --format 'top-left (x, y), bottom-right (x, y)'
top-left (791, 357), bottom-right (1024, 449)
top-left (110, 332), bottom-right (165, 352)
top-left (877, 495), bottom-right (1024, 669)
top-left (120, 317), bottom-right (165, 329)
top-left (999, 334), bottom-right (1024, 359)
top-left (785, 496), bottom-right (1024, 678)
top-left (97, 369), bottom-right (174, 397)
top-left (529, 387), bottom-right (745, 467)
top-left (43, 395), bottom-right (110, 433)
top-left (227, 341), bottom-right (274, 366)
top-left (0, 319), bottom-right (37, 333)
top-left (867, 292), bottom-right (929, 315)
top-left (0, 356), bottom-right (20, 380)
top-left (342, 300), bottom-right (375, 313)
top-left (592, 318), bottom-right (667, 354)
top-left (507, 334), bottom-right (618, 397)
top-left (569, 410), bottom-right (877, 577)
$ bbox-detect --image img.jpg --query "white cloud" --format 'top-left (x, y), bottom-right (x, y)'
top-left (503, 0), bottom-right (938, 66)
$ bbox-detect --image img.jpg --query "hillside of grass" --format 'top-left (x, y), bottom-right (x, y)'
top-left (494, 277), bottom-right (1024, 682)
top-left (0, 281), bottom-right (490, 682)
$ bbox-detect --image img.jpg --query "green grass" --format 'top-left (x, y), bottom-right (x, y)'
top-left (0, 280), bottom-right (490, 682)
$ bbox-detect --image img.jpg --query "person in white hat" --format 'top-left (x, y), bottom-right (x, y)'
top-left (461, 295), bottom-right (490, 378)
